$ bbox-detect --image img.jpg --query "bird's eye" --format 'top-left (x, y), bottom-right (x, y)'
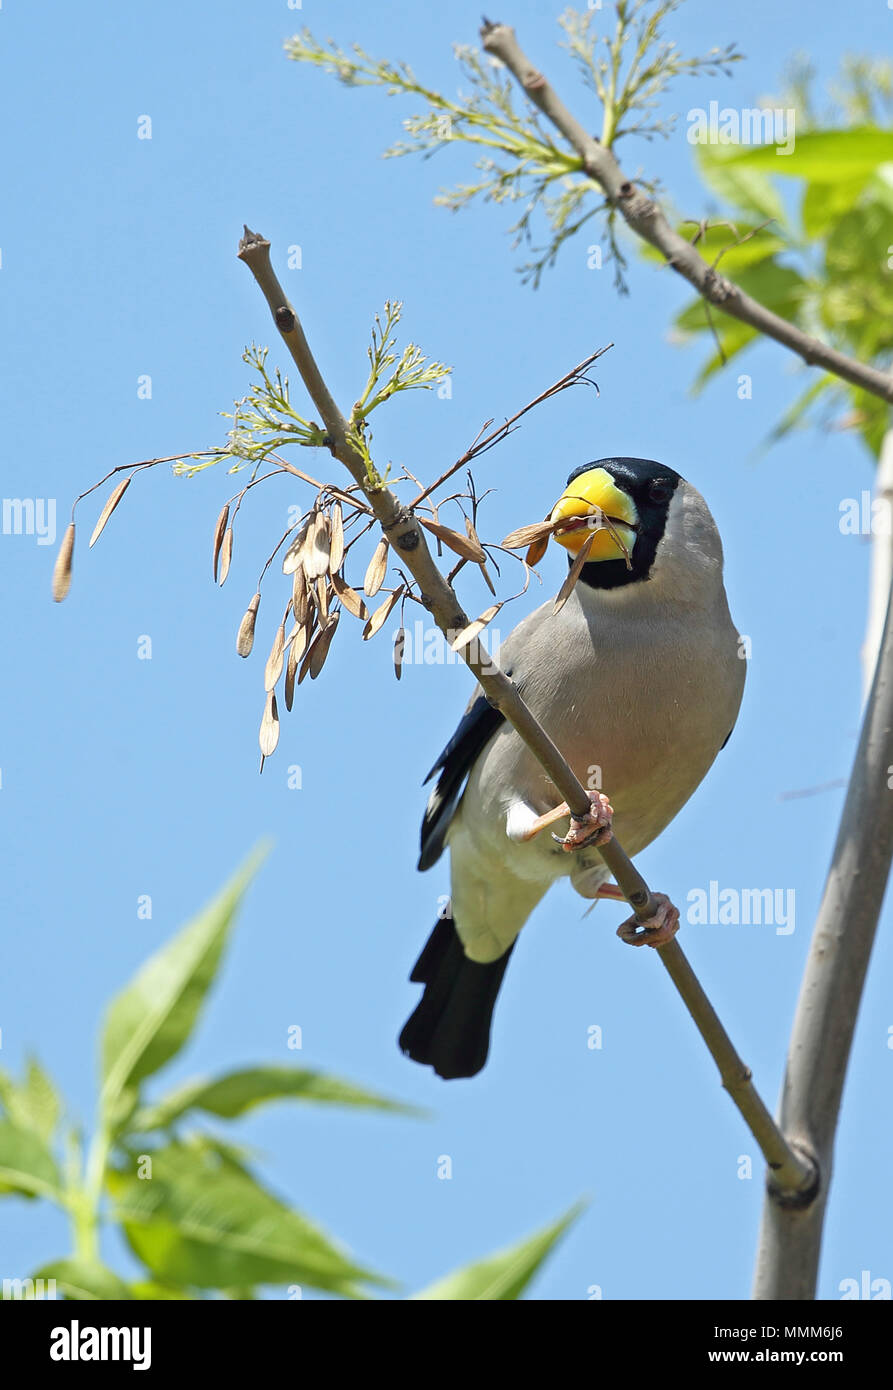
top-left (649, 479), bottom-right (671, 503)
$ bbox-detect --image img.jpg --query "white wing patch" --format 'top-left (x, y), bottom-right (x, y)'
top-left (505, 801), bottom-right (543, 843)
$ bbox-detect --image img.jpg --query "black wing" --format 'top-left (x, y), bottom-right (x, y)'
top-left (418, 693), bottom-right (505, 871)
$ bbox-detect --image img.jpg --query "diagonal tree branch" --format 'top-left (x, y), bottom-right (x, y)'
top-left (753, 573), bottom-right (893, 1298)
top-left (480, 20), bottom-right (893, 407)
top-left (238, 226), bottom-right (814, 1196)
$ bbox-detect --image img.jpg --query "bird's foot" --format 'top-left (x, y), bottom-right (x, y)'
top-left (617, 892), bottom-right (680, 949)
top-left (516, 790), bottom-right (613, 850)
top-left (557, 792), bottom-right (613, 852)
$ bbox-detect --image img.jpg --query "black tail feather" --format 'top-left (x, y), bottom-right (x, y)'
top-left (399, 913), bottom-right (513, 1079)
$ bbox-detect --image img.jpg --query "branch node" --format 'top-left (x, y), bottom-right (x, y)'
top-left (767, 1146), bottom-right (821, 1210)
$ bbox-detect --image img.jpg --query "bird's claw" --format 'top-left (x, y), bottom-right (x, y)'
top-left (617, 892), bottom-right (680, 949)
top-left (548, 791), bottom-right (614, 852)
top-left (516, 791), bottom-right (613, 850)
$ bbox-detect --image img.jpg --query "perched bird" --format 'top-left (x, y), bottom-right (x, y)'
top-left (399, 457), bottom-right (745, 1079)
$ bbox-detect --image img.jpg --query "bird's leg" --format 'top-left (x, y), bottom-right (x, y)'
top-left (616, 893), bottom-right (680, 949)
top-left (514, 791), bottom-right (614, 852)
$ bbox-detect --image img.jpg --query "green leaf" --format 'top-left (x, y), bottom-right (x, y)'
top-left (175, 1131), bottom-right (261, 1177)
top-left (641, 221), bottom-right (788, 275)
top-left (689, 317), bottom-right (760, 391)
top-left (763, 375), bottom-right (889, 462)
top-left (704, 127), bottom-right (893, 180)
top-left (764, 373), bottom-right (836, 448)
top-left (30, 1258), bottom-right (133, 1301)
top-left (801, 176), bottom-right (869, 238)
top-left (0, 1119), bottom-right (62, 1201)
top-left (410, 1204), bottom-right (583, 1300)
top-left (818, 198), bottom-right (893, 358)
top-left (843, 384), bottom-right (891, 460)
top-left (672, 260), bottom-right (809, 389)
top-left (129, 1281), bottom-right (194, 1300)
top-left (104, 1085), bottom-right (139, 1136)
top-left (0, 1058), bottom-right (61, 1144)
top-left (100, 847), bottom-right (269, 1115)
top-left (696, 145), bottom-right (788, 225)
top-left (869, 165), bottom-right (893, 215)
top-left (108, 1143), bottom-right (387, 1297)
top-left (824, 199), bottom-right (893, 281)
top-left (132, 1066), bottom-right (420, 1131)
top-left (675, 261), bottom-right (807, 335)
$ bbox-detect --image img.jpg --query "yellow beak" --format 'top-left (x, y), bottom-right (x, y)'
top-left (550, 467), bottom-right (638, 562)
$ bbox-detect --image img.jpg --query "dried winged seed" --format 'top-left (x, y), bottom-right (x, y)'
top-left (292, 567), bottom-right (310, 625)
top-left (297, 638), bottom-right (315, 686)
top-left (393, 625), bottom-right (405, 681)
top-left (259, 691), bottom-right (280, 757)
top-left (553, 529), bottom-right (597, 615)
top-left (284, 620), bottom-right (309, 665)
top-left (218, 527), bottom-right (234, 585)
top-left (52, 523), bottom-right (75, 602)
top-left (284, 629), bottom-right (302, 711)
top-left (451, 604), bottom-right (502, 652)
top-left (211, 502), bottom-right (230, 579)
top-left (316, 576), bottom-right (329, 623)
top-left (501, 520), bottom-right (557, 550)
top-left (282, 515), bottom-right (312, 576)
top-left (419, 517), bottom-right (486, 564)
top-left (309, 611), bottom-right (339, 679)
top-left (364, 537), bottom-right (389, 597)
top-left (479, 560), bottom-right (496, 597)
top-left (464, 517), bottom-right (488, 564)
top-left (525, 535), bottom-right (549, 567)
top-left (331, 570), bottom-right (368, 620)
top-left (329, 502), bottom-right (344, 573)
top-left (363, 588), bottom-right (402, 641)
top-left (89, 477), bottom-right (132, 549)
top-left (298, 614), bottom-right (336, 684)
top-left (264, 623), bottom-right (286, 691)
top-left (236, 592), bottom-right (261, 657)
top-left (303, 509), bottom-right (331, 580)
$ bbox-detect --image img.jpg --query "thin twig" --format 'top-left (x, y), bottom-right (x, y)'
top-left (69, 453), bottom-right (221, 522)
top-left (409, 345), bottom-right (613, 508)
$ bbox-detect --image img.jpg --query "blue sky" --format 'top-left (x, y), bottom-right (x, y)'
top-left (1, 0), bottom-right (891, 1300)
